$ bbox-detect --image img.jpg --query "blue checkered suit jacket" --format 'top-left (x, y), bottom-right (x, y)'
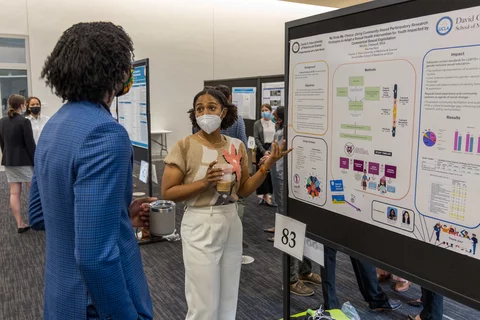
top-left (29, 101), bottom-right (153, 320)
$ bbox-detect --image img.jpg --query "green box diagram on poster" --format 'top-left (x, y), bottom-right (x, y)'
top-left (337, 87), bottom-right (348, 97)
top-left (349, 76), bottom-right (364, 86)
top-left (340, 133), bottom-right (372, 141)
top-left (349, 101), bottom-right (363, 111)
top-left (365, 87), bottom-right (381, 101)
top-left (341, 124), bottom-right (371, 131)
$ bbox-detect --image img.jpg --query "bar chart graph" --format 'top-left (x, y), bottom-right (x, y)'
top-left (454, 130), bottom-right (479, 153)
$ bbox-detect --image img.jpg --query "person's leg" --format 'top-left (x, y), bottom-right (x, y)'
top-left (219, 208), bottom-right (243, 319)
top-left (9, 182), bottom-right (25, 227)
top-left (255, 151), bottom-right (264, 201)
top-left (298, 258), bottom-right (312, 276)
top-left (265, 168), bottom-right (283, 237)
top-left (276, 176), bottom-right (284, 215)
top-left (376, 268), bottom-right (391, 282)
top-left (419, 288), bottom-right (443, 320)
top-left (270, 164), bottom-right (277, 205)
top-left (320, 247), bottom-right (340, 309)
top-left (393, 275), bottom-right (410, 292)
top-left (298, 258), bottom-right (321, 285)
top-left (182, 209), bottom-right (227, 320)
top-left (263, 173), bottom-right (273, 205)
top-left (350, 257), bottom-right (389, 308)
top-left (290, 257), bottom-right (299, 284)
top-left (237, 199), bottom-right (245, 221)
top-left (290, 258), bottom-right (314, 296)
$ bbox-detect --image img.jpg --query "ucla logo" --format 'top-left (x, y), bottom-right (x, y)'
top-left (436, 16), bottom-right (453, 35)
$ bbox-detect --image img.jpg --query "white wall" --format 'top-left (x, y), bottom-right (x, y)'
top-left (0, 0), bottom-right (28, 35)
top-left (2, 0), bottom-right (333, 149)
top-left (213, 0), bottom-right (331, 79)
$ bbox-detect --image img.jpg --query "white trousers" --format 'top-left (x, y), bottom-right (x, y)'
top-left (182, 203), bottom-right (243, 320)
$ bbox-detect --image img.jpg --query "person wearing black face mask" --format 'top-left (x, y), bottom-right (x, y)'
top-left (25, 97), bottom-right (50, 145)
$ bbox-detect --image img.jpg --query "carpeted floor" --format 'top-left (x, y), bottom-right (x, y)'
top-left (0, 161), bottom-right (478, 319)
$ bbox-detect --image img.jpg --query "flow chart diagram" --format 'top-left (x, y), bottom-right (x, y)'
top-left (331, 60), bottom-right (416, 200)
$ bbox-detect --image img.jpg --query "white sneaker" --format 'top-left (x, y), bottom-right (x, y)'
top-left (242, 255), bottom-right (255, 265)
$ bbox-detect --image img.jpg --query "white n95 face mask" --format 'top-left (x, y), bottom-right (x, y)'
top-left (196, 114), bottom-right (222, 135)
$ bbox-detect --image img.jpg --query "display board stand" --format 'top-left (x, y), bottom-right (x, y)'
top-left (283, 0), bottom-right (480, 318)
top-left (116, 58), bottom-right (164, 245)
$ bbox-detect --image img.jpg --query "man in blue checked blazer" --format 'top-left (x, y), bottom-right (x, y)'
top-left (28, 22), bottom-right (154, 320)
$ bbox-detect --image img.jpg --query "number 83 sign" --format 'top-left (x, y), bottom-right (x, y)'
top-left (274, 213), bottom-right (307, 261)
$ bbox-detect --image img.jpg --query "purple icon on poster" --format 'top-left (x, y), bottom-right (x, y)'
top-left (368, 162), bottom-right (380, 175)
top-left (353, 160), bottom-right (364, 172)
top-left (340, 157), bottom-right (349, 169)
top-left (385, 165), bottom-right (397, 179)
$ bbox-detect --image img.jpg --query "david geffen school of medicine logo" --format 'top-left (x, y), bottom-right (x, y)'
top-left (292, 42), bottom-right (300, 53)
top-left (436, 16), bottom-right (453, 35)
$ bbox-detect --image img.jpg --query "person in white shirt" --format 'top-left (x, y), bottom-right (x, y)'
top-left (25, 97), bottom-right (49, 144)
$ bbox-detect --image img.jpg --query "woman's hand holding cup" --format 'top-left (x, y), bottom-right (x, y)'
top-left (202, 160), bottom-right (224, 188)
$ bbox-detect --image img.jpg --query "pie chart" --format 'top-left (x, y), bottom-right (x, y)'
top-left (305, 176), bottom-right (321, 199)
top-left (423, 131), bottom-right (436, 147)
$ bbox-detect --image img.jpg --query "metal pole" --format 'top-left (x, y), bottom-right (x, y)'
top-left (283, 253), bottom-right (291, 320)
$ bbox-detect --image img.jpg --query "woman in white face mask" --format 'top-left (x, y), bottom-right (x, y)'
top-left (162, 88), bottom-right (292, 320)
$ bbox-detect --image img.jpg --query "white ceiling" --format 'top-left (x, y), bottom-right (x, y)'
top-left (281, 0), bottom-right (371, 8)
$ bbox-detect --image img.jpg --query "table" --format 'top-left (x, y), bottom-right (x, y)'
top-left (151, 130), bottom-right (172, 159)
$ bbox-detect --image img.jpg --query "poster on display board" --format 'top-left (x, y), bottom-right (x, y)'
top-left (110, 97), bottom-right (118, 121)
top-left (232, 87), bottom-right (256, 120)
top-left (262, 82), bottom-right (285, 111)
top-left (118, 65), bottom-right (149, 149)
top-left (287, 5), bottom-right (480, 260)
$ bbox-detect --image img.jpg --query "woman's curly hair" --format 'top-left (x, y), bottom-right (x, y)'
top-left (41, 22), bottom-right (134, 103)
top-left (189, 88), bottom-right (238, 130)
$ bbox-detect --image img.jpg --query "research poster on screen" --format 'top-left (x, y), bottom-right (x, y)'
top-left (287, 7), bottom-right (480, 259)
top-left (118, 65), bottom-right (149, 148)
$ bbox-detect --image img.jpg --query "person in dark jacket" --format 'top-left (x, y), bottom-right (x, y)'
top-left (0, 94), bottom-right (35, 233)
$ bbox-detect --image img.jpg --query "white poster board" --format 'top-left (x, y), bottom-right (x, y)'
top-left (118, 65), bottom-right (149, 149)
top-left (110, 97), bottom-right (118, 121)
top-left (232, 87), bottom-right (256, 120)
top-left (262, 81), bottom-right (285, 111)
top-left (288, 6), bottom-right (480, 260)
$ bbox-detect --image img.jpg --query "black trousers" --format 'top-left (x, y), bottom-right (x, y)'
top-left (420, 288), bottom-right (443, 320)
top-left (256, 143), bottom-right (272, 195)
top-left (290, 258), bottom-right (312, 283)
top-left (320, 246), bottom-right (388, 309)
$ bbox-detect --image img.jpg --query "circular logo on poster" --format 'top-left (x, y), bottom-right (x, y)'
top-left (293, 174), bottom-right (300, 184)
top-left (436, 16), bottom-right (453, 36)
top-left (344, 142), bottom-right (355, 157)
top-left (292, 42), bottom-right (300, 53)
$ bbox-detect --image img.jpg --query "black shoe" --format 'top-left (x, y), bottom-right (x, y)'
top-left (18, 225), bottom-right (31, 233)
top-left (267, 237), bottom-right (274, 242)
top-left (370, 299), bottom-right (402, 311)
